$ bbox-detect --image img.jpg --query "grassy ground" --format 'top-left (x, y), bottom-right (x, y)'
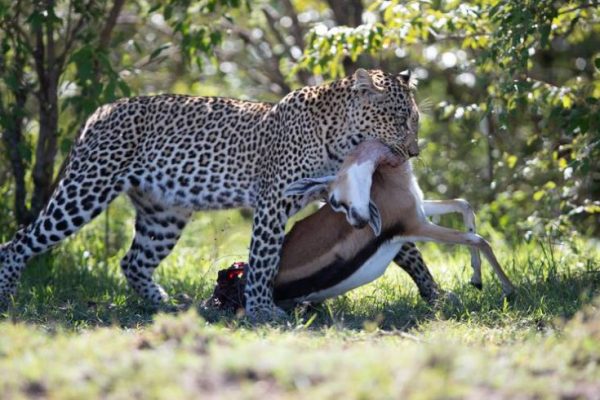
top-left (1, 197), bottom-right (599, 399)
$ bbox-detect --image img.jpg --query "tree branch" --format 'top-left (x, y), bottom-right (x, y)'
top-left (325, 0), bottom-right (363, 27)
top-left (0, 48), bottom-right (32, 224)
top-left (57, 0), bottom-right (92, 69)
top-left (31, 0), bottom-right (61, 215)
top-left (280, 0), bottom-right (304, 50)
top-left (325, 0), bottom-right (364, 75)
top-left (46, 0), bottom-right (56, 76)
top-left (558, 2), bottom-right (600, 15)
top-left (99, 0), bottom-right (126, 50)
top-left (222, 20), bottom-right (291, 93)
top-left (33, 6), bottom-right (46, 95)
top-left (262, 6), bottom-right (293, 60)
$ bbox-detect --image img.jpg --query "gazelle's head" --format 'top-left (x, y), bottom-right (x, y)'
top-left (285, 140), bottom-right (405, 235)
top-left (347, 69), bottom-right (420, 159)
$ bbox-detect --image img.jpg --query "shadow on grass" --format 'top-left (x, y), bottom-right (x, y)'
top-left (4, 251), bottom-right (600, 332)
top-left (198, 263), bottom-right (600, 332)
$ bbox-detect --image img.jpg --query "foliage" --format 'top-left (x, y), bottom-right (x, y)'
top-left (0, 0), bottom-right (242, 226)
top-left (0, 0), bottom-right (132, 222)
top-left (300, 0), bottom-right (600, 239)
top-left (2, 0), bottom-right (595, 238)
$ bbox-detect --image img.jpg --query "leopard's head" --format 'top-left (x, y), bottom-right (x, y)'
top-left (346, 69), bottom-right (419, 158)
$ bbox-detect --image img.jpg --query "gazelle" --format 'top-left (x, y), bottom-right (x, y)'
top-left (211, 140), bottom-right (515, 309)
top-left (275, 139), bottom-right (514, 304)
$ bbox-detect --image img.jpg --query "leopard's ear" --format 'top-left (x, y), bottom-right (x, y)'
top-left (398, 70), bottom-right (411, 84)
top-left (353, 69), bottom-right (385, 99)
top-left (398, 69), bottom-right (418, 90)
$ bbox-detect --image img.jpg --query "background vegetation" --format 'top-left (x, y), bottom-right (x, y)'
top-left (0, 0), bottom-right (599, 398)
top-left (1, 0), bottom-right (598, 237)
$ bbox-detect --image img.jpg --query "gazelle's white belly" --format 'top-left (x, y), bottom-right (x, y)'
top-left (298, 240), bottom-right (403, 303)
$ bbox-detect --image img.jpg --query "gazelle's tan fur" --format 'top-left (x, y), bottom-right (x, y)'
top-left (274, 140), bottom-right (514, 304)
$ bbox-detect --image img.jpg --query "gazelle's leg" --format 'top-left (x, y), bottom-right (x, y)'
top-left (422, 199), bottom-right (476, 231)
top-left (406, 222), bottom-right (515, 297)
top-left (422, 200), bottom-right (482, 290)
top-left (393, 242), bottom-right (441, 305)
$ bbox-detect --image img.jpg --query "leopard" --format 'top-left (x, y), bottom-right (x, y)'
top-left (0, 68), bottom-right (423, 321)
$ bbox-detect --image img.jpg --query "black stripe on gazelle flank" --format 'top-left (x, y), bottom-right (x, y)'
top-left (274, 222), bottom-right (405, 301)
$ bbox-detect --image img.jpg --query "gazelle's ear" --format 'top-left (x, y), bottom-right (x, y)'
top-left (368, 200), bottom-right (382, 236)
top-left (284, 176), bottom-right (335, 197)
top-left (353, 68), bottom-right (384, 98)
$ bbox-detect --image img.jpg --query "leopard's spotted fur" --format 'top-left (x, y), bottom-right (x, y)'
top-left (0, 69), bottom-right (427, 320)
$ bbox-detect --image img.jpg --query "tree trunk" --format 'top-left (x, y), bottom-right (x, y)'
top-left (31, 78), bottom-right (59, 216)
top-left (326, 0), bottom-right (363, 27)
top-left (1, 79), bottom-right (31, 225)
top-left (0, 22), bottom-right (33, 225)
top-left (4, 101), bottom-right (31, 225)
top-left (482, 115), bottom-right (496, 202)
top-left (325, 0), bottom-right (364, 75)
top-left (30, 0), bottom-right (60, 217)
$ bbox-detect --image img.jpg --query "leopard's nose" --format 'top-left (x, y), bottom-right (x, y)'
top-left (408, 141), bottom-right (420, 157)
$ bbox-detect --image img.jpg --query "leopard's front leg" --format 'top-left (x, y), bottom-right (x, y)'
top-left (244, 194), bottom-right (297, 322)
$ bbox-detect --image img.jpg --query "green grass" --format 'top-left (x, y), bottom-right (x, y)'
top-left (1, 198), bottom-right (599, 399)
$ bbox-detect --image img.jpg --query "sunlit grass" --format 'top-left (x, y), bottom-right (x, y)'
top-left (1, 198), bottom-right (599, 398)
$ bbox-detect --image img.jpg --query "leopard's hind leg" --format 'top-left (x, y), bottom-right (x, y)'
top-left (120, 191), bottom-right (191, 305)
top-left (0, 150), bottom-right (127, 305)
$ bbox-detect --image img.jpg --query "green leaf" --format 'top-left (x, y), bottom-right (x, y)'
top-left (595, 57), bottom-right (600, 70)
top-left (540, 24), bottom-right (551, 47)
top-left (149, 43), bottom-right (171, 61)
top-left (209, 31), bottom-right (222, 46)
top-left (118, 80), bottom-right (131, 97)
top-left (26, 10), bottom-right (44, 29)
top-left (17, 142), bottom-right (32, 164)
top-left (163, 4), bottom-right (172, 20)
top-left (60, 138), bottom-right (73, 155)
top-left (148, 3), bottom-right (162, 14)
top-left (70, 46), bottom-right (94, 81)
top-left (104, 79), bottom-right (117, 102)
top-left (584, 204), bottom-right (600, 214)
top-left (533, 191), bottom-right (545, 201)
